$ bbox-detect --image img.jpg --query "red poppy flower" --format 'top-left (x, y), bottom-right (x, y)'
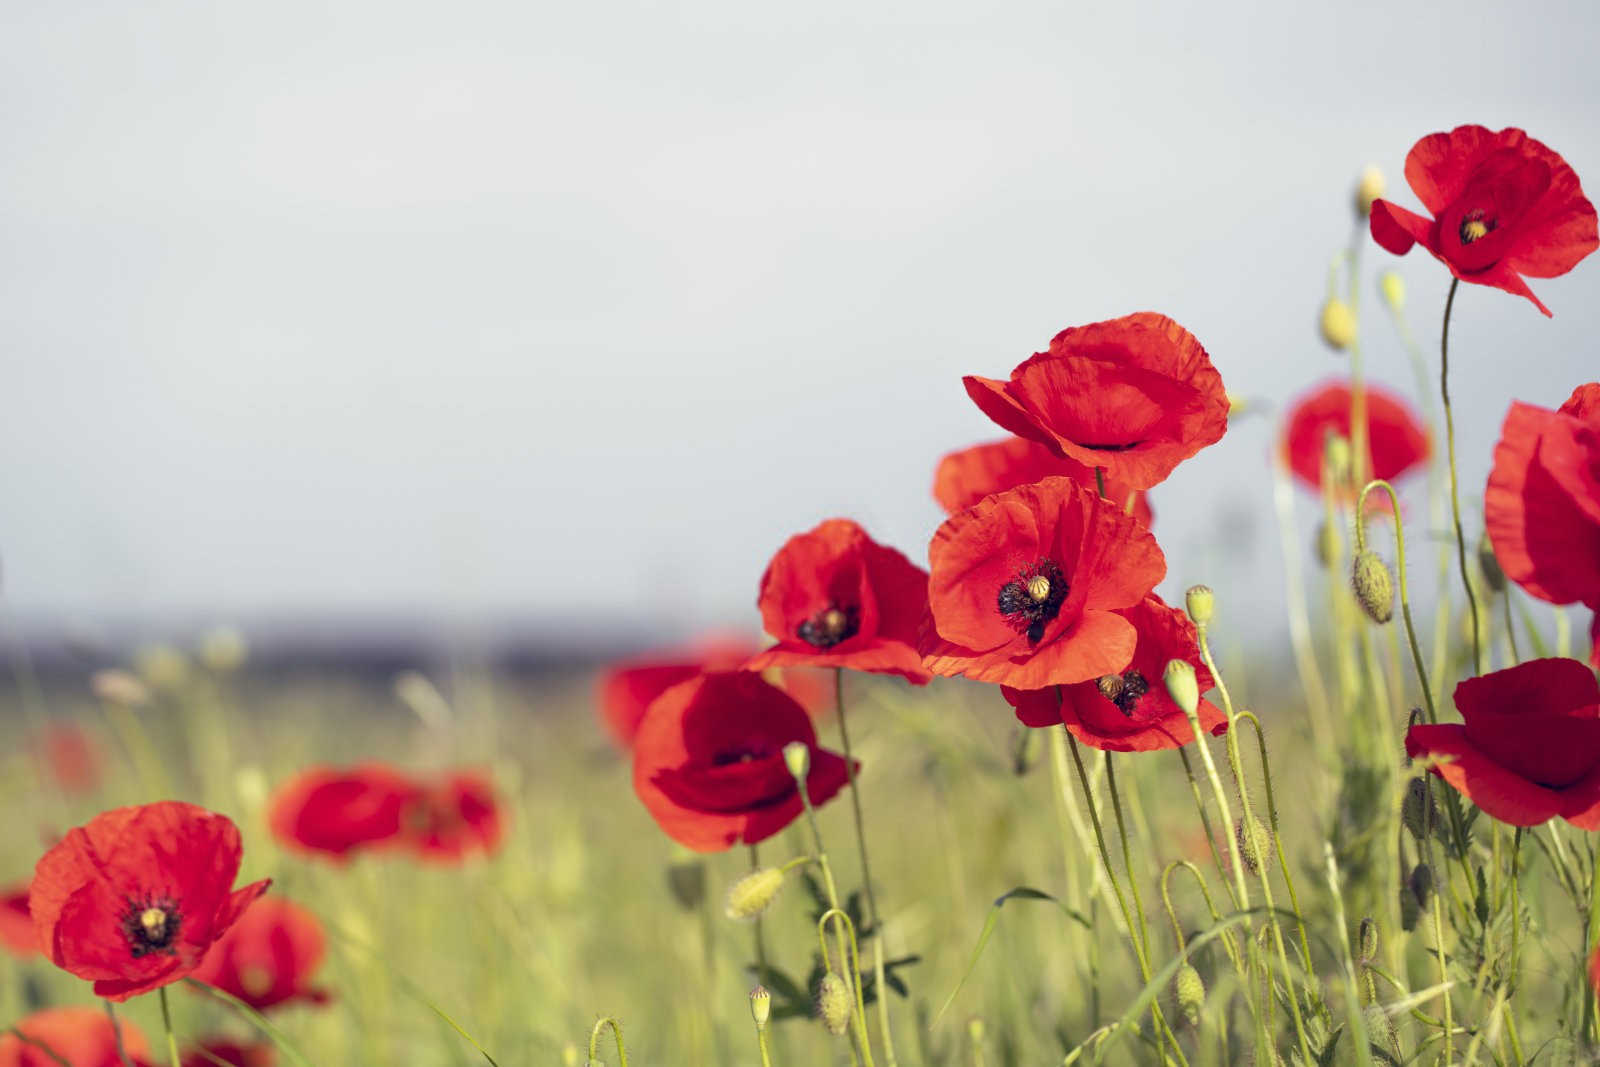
top-left (1370, 125), bottom-right (1598, 316)
top-left (0, 1007), bottom-right (149, 1067)
top-left (399, 772), bottom-right (504, 862)
top-left (933, 437), bottom-right (1153, 529)
top-left (34, 723), bottom-right (102, 795)
top-left (1485, 383), bottom-right (1600, 610)
top-left (962, 312), bottom-right (1228, 490)
top-left (920, 476), bottom-right (1165, 689)
top-left (1280, 381), bottom-right (1431, 491)
top-left (632, 671), bottom-right (853, 852)
top-left (190, 896), bottom-right (328, 1012)
top-left (746, 519), bottom-right (932, 684)
top-left (0, 884), bottom-right (37, 957)
top-left (30, 801), bottom-right (270, 1001)
top-left (267, 765), bottom-right (418, 860)
top-left (183, 1044), bottom-right (273, 1067)
top-left (1404, 657), bottom-right (1600, 828)
top-left (1590, 612), bottom-right (1599, 670)
top-left (1002, 595), bottom-right (1228, 752)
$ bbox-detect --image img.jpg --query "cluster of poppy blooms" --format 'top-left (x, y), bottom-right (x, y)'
top-left (267, 764), bottom-right (504, 863)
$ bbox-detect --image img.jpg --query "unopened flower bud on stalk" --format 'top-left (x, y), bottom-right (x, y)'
top-left (1184, 585), bottom-right (1214, 627)
top-left (750, 985), bottom-right (771, 1027)
top-left (782, 741), bottom-right (811, 783)
top-left (1320, 298), bottom-right (1357, 350)
top-left (1364, 1002), bottom-right (1401, 1061)
top-left (1477, 536), bottom-right (1506, 594)
top-left (1314, 519), bottom-right (1341, 569)
top-left (1163, 659), bottom-right (1200, 718)
top-left (1352, 551), bottom-right (1395, 624)
top-left (1409, 863), bottom-right (1434, 910)
top-left (1173, 963), bottom-right (1205, 1027)
top-left (1324, 432), bottom-right (1353, 487)
top-left (726, 866), bottom-right (787, 921)
top-left (1401, 777), bottom-right (1437, 842)
top-left (1379, 269), bottom-right (1406, 313)
top-left (1357, 916), bottom-right (1379, 966)
top-left (1355, 164), bottom-right (1385, 218)
top-left (1236, 814), bottom-right (1273, 876)
top-left (967, 1016), bottom-right (987, 1045)
top-left (817, 972), bottom-right (852, 1036)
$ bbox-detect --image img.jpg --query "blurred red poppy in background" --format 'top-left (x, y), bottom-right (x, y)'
top-left (921, 477), bottom-right (1165, 689)
top-left (182, 1043), bottom-right (274, 1067)
top-left (632, 671), bottom-right (853, 852)
top-left (33, 723), bottom-right (102, 795)
top-left (933, 437), bottom-right (1152, 529)
top-left (1370, 124), bottom-right (1598, 316)
top-left (268, 765), bottom-right (416, 860)
top-left (400, 772), bottom-right (504, 863)
top-left (0, 1007), bottom-right (149, 1067)
top-left (190, 896), bottom-right (328, 1012)
top-left (0, 885), bottom-right (36, 957)
top-left (1280, 381), bottom-right (1431, 491)
top-left (1405, 658), bottom-right (1600, 828)
top-left (1485, 382), bottom-right (1600, 612)
top-left (31, 801), bottom-right (270, 1001)
top-left (1004, 595), bottom-right (1227, 751)
top-left (962, 312), bottom-right (1228, 490)
top-left (747, 519), bottom-right (932, 684)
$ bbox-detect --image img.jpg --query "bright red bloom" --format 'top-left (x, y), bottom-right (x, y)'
top-left (1003, 595), bottom-right (1228, 752)
top-left (267, 765), bottom-right (417, 860)
top-left (933, 437), bottom-right (1153, 529)
top-left (0, 1007), bottom-right (149, 1067)
top-left (182, 1044), bottom-right (273, 1067)
top-left (190, 896), bottom-right (328, 1012)
top-left (30, 801), bottom-right (270, 1001)
top-left (1370, 125), bottom-right (1598, 316)
top-left (1405, 658), bottom-right (1600, 828)
top-left (632, 671), bottom-right (853, 852)
top-left (1590, 613), bottom-right (1599, 670)
top-left (1280, 381), bottom-right (1431, 491)
top-left (1485, 383), bottom-right (1600, 610)
top-left (0, 884), bottom-right (37, 957)
top-left (747, 519), bottom-right (932, 684)
top-left (962, 312), bottom-right (1228, 490)
top-left (399, 772), bottom-right (504, 862)
top-left (34, 723), bottom-right (102, 794)
top-left (921, 477), bottom-right (1165, 689)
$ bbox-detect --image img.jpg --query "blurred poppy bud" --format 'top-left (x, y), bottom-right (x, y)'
top-left (725, 867), bottom-right (786, 921)
top-left (1379, 269), bottom-right (1406, 313)
top-left (1477, 537), bottom-right (1506, 594)
top-left (782, 741), bottom-right (811, 784)
top-left (1357, 916), bottom-right (1379, 966)
top-left (817, 972), bottom-right (852, 1036)
top-left (1320, 298), bottom-right (1357, 350)
top-left (1173, 963), bottom-right (1204, 1027)
top-left (1355, 164), bottom-right (1385, 218)
top-left (1314, 519), bottom-right (1341, 569)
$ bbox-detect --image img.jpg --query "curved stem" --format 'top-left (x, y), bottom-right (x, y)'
top-left (1438, 277), bottom-right (1484, 674)
top-left (818, 908), bottom-right (876, 1067)
top-left (588, 1018), bottom-right (630, 1067)
top-left (103, 1003), bottom-right (137, 1067)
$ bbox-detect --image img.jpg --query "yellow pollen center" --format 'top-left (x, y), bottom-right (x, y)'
top-left (139, 908), bottom-right (167, 937)
top-left (821, 608), bottom-right (847, 635)
top-left (1026, 575), bottom-right (1051, 603)
top-left (1462, 219), bottom-right (1488, 243)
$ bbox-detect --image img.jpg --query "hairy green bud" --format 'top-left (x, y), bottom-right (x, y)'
top-left (1163, 659), bottom-right (1200, 718)
top-left (1185, 585), bottom-right (1215, 627)
top-left (1173, 963), bottom-right (1205, 1027)
top-left (725, 866), bottom-right (786, 921)
top-left (817, 972), bottom-right (852, 1036)
top-left (1236, 814), bottom-right (1273, 876)
top-left (1352, 551), bottom-right (1395, 624)
top-left (1357, 916), bottom-right (1379, 966)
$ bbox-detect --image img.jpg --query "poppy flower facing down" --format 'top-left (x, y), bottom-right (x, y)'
top-left (1405, 658), bottom-right (1600, 828)
top-left (933, 437), bottom-right (1153, 529)
top-left (190, 897), bottom-right (328, 1012)
top-left (30, 801), bottom-right (270, 1001)
top-left (963, 313), bottom-right (1228, 490)
top-left (633, 671), bottom-right (853, 852)
top-left (921, 477), bottom-right (1165, 689)
top-left (0, 884), bottom-right (36, 957)
top-left (747, 519), bottom-right (932, 684)
top-left (1003, 595), bottom-right (1227, 752)
top-left (0, 1007), bottom-right (149, 1067)
top-left (1280, 381), bottom-right (1431, 491)
top-left (1370, 125), bottom-right (1598, 316)
top-left (399, 772), bottom-right (504, 863)
top-left (1485, 383), bottom-right (1600, 610)
top-left (268, 765), bottom-right (417, 861)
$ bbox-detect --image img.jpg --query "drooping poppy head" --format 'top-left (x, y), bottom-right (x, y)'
top-left (182, 1043), bottom-right (274, 1067)
top-left (632, 671), bottom-right (853, 852)
top-left (1370, 125), bottom-right (1599, 316)
top-left (1485, 383), bottom-right (1600, 610)
top-left (962, 312), bottom-right (1228, 490)
top-left (920, 476), bottom-right (1165, 689)
top-left (933, 437), bottom-right (1153, 529)
top-left (30, 801), bottom-right (270, 1001)
top-left (33, 723), bottom-right (102, 795)
top-left (0, 1007), bottom-right (150, 1067)
top-left (267, 765), bottom-right (418, 861)
top-left (0, 884), bottom-right (37, 957)
top-left (189, 896), bottom-right (328, 1012)
top-left (1002, 595), bottom-right (1228, 752)
top-left (399, 772), bottom-right (505, 863)
top-left (1279, 381), bottom-right (1431, 492)
top-left (747, 519), bottom-right (932, 684)
top-left (1405, 657), bottom-right (1600, 828)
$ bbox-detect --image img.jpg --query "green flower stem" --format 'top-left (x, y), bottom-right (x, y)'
top-left (1235, 712), bottom-right (1314, 977)
top-left (588, 1017), bottom-right (630, 1067)
top-left (1429, 884), bottom-right (1453, 1064)
top-left (757, 1024), bottom-right (773, 1067)
top-left (1176, 747), bottom-right (1238, 909)
top-left (795, 762), bottom-right (868, 1067)
top-left (1502, 588), bottom-right (1521, 664)
top-left (818, 908), bottom-right (876, 1066)
top-left (103, 1002), bottom-right (137, 1067)
top-left (748, 844), bottom-right (770, 989)
top-left (1345, 231), bottom-right (1371, 489)
top-left (1587, 841), bottom-right (1600, 1043)
top-left (158, 987), bottom-right (181, 1067)
top-left (1438, 276), bottom-right (1484, 674)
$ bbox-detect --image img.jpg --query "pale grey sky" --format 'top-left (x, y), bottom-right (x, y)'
top-left (3, 0), bottom-right (1597, 645)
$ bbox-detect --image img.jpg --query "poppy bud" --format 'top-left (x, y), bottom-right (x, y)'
top-left (750, 985), bottom-right (771, 1028)
top-left (1409, 863), bottom-right (1434, 911)
top-left (1364, 1002), bottom-right (1401, 1061)
top-left (667, 857), bottom-right (706, 912)
top-left (1184, 585), bottom-right (1215, 627)
top-left (1173, 963), bottom-right (1204, 1027)
top-left (134, 644), bottom-right (190, 691)
top-left (1324, 432), bottom-right (1353, 486)
top-left (1236, 814), bottom-right (1272, 876)
top-left (90, 669), bottom-right (150, 708)
top-left (1401, 777), bottom-right (1437, 842)
top-left (725, 866), bottom-right (786, 921)
top-left (967, 1016), bottom-right (987, 1045)
top-left (1320, 298), bottom-right (1357, 351)
top-left (1355, 164), bottom-right (1386, 218)
top-left (1313, 519), bottom-right (1341, 569)
top-left (1163, 659), bottom-right (1200, 718)
top-left (816, 972), bottom-right (852, 1036)
top-left (1356, 916), bottom-right (1379, 966)
top-left (1379, 269), bottom-right (1406, 313)
top-left (1352, 552), bottom-right (1395, 624)
top-left (199, 626), bottom-right (248, 673)
top-left (561, 1044), bottom-right (579, 1067)
top-left (1477, 537), bottom-right (1506, 594)
top-left (782, 741), bottom-right (811, 783)
top-left (1399, 880), bottom-right (1421, 931)
top-left (1227, 393), bottom-right (1250, 418)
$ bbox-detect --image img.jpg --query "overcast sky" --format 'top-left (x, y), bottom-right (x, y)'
top-left (2, 0), bottom-right (1597, 649)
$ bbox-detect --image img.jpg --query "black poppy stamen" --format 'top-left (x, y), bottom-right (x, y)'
top-left (997, 560), bottom-right (1068, 644)
top-left (1078, 440), bottom-right (1143, 453)
top-left (798, 604), bottom-right (859, 649)
top-left (120, 893), bottom-right (182, 959)
top-left (1459, 208), bottom-right (1495, 245)
top-left (1096, 669), bottom-right (1150, 717)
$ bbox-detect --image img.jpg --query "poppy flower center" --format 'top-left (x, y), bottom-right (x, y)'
top-left (1458, 210), bottom-right (1495, 244)
top-left (1096, 669), bottom-right (1150, 717)
top-left (997, 560), bottom-right (1068, 644)
top-left (797, 604), bottom-right (858, 648)
top-left (120, 894), bottom-right (181, 958)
